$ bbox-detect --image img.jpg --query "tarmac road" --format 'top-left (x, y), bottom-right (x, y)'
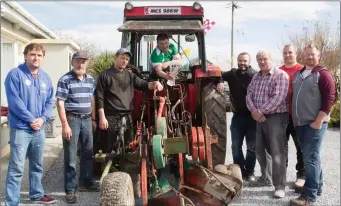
top-left (2, 112), bottom-right (340, 206)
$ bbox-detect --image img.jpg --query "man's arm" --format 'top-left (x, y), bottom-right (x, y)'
top-left (258, 72), bottom-right (289, 114)
top-left (245, 75), bottom-right (257, 113)
top-left (155, 65), bottom-right (171, 80)
top-left (56, 99), bottom-right (68, 126)
top-left (4, 71), bottom-right (35, 123)
top-left (170, 43), bottom-right (181, 60)
top-left (41, 76), bottom-right (54, 123)
top-left (91, 78), bottom-right (97, 121)
top-left (314, 70), bottom-right (336, 123)
top-left (133, 72), bottom-right (150, 92)
top-left (95, 73), bottom-right (106, 113)
top-left (216, 71), bottom-right (231, 93)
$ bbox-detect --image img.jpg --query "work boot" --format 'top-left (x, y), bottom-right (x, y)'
top-left (294, 178), bottom-right (305, 193)
top-left (290, 196), bottom-right (315, 206)
top-left (244, 174), bottom-right (256, 182)
top-left (78, 182), bottom-right (100, 192)
top-left (249, 177), bottom-right (272, 187)
top-left (65, 193), bottom-right (77, 204)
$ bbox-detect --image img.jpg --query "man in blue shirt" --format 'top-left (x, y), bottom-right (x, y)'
top-left (5, 43), bottom-right (56, 205)
top-left (56, 51), bottom-right (98, 204)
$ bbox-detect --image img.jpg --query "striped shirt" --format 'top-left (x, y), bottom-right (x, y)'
top-left (246, 67), bottom-right (289, 115)
top-left (56, 71), bottom-right (95, 114)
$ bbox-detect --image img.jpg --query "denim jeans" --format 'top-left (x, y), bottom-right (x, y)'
top-left (63, 115), bottom-right (93, 193)
top-left (230, 114), bottom-right (257, 177)
top-left (295, 122), bottom-right (327, 201)
top-left (6, 128), bottom-right (46, 206)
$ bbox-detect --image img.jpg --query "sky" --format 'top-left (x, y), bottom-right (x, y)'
top-left (18, 1), bottom-right (340, 70)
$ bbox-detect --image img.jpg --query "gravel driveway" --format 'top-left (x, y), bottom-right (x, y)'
top-left (6, 113), bottom-right (340, 206)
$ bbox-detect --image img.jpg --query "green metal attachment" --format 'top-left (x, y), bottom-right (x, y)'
top-left (163, 136), bottom-right (189, 155)
top-left (150, 176), bottom-right (173, 198)
top-left (152, 135), bottom-right (165, 169)
top-left (156, 117), bottom-right (167, 138)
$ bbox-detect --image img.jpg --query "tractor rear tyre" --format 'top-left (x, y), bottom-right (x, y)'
top-left (202, 82), bottom-right (227, 166)
top-left (100, 172), bottom-right (135, 206)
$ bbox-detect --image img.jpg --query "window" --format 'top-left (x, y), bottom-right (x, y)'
top-left (1, 35), bottom-right (15, 106)
top-left (136, 34), bottom-right (199, 73)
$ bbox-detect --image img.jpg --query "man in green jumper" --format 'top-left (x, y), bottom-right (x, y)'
top-left (150, 33), bottom-right (182, 81)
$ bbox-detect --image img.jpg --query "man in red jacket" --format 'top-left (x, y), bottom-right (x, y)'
top-left (280, 44), bottom-right (305, 191)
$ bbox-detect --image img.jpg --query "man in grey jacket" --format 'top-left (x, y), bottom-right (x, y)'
top-left (290, 44), bottom-right (336, 206)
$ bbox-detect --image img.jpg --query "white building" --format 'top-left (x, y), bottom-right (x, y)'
top-left (1, 1), bottom-right (79, 157)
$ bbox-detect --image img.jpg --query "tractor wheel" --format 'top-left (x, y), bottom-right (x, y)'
top-left (202, 82), bottom-right (227, 166)
top-left (100, 172), bottom-right (135, 206)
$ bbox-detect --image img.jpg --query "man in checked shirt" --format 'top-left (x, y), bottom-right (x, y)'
top-left (246, 51), bottom-right (290, 198)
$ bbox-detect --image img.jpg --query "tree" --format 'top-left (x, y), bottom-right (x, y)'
top-left (52, 30), bottom-right (100, 59)
top-left (283, 16), bottom-right (340, 101)
top-left (87, 51), bottom-right (116, 78)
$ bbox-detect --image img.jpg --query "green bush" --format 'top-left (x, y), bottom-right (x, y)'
top-left (88, 51), bottom-right (116, 78)
top-left (328, 100), bottom-right (340, 128)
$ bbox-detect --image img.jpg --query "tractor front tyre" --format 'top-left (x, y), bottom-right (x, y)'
top-left (100, 172), bottom-right (135, 206)
top-left (202, 82), bottom-right (227, 166)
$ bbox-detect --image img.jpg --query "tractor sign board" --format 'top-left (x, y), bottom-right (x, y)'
top-left (144, 7), bottom-right (182, 15)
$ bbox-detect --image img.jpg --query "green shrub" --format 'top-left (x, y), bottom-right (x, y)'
top-left (88, 51), bottom-right (116, 78)
top-left (328, 100), bottom-right (340, 128)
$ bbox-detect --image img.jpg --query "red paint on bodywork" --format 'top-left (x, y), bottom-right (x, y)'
top-left (194, 66), bottom-right (222, 78)
top-left (124, 6), bottom-right (203, 17)
top-left (132, 90), bottom-right (142, 122)
top-left (185, 83), bottom-right (196, 117)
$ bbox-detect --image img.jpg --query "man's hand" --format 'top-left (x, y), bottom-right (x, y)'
top-left (62, 124), bottom-right (72, 141)
top-left (216, 82), bottom-right (224, 93)
top-left (30, 118), bottom-right (44, 131)
top-left (166, 73), bottom-right (175, 81)
top-left (92, 120), bottom-right (97, 131)
top-left (258, 115), bottom-right (266, 122)
top-left (251, 110), bottom-right (263, 121)
top-left (153, 81), bottom-right (164, 91)
top-left (99, 117), bottom-right (109, 130)
top-left (310, 120), bottom-right (323, 130)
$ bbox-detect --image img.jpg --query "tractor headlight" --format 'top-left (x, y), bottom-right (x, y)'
top-left (193, 2), bottom-right (201, 10)
top-left (125, 2), bottom-right (134, 10)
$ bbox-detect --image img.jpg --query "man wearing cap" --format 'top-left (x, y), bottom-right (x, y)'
top-left (95, 48), bottom-right (163, 196)
top-left (56, 51), bottom-right (98, 204)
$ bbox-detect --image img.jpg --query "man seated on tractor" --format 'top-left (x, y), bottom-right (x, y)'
top-left (95, 48), bottom-right (163, 197)
top-left (150, 33), bottom-right (182, 81)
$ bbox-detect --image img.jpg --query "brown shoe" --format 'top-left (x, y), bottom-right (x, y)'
top-left (290, 196), bottom-right (315, 206)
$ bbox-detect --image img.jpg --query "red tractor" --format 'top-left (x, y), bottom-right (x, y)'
top-left (95, 2), bottom-right (242, 206)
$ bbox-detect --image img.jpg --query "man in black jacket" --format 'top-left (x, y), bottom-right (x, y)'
top-left (216, 52), bottom-right (257, 181)
top-left (95, 48), bottom-right (163, 197)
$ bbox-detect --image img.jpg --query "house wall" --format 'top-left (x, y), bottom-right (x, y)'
top-left (37, 44), bottom-right (76, 128)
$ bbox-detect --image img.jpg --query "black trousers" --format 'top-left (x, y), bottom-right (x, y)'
top-left (99, 114), bottom-right (134, 154)
top-left (285, 115), bottom-right (305, 178)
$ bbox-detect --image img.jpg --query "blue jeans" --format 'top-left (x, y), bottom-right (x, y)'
top-left (295, 122), bottom-right (327, 201)
top-left (63, 115), bottom-right (93, 193)
top-left (230, 114), bottom-right (257, 177)
top-left (6, 128), bottom-right (46, 206)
